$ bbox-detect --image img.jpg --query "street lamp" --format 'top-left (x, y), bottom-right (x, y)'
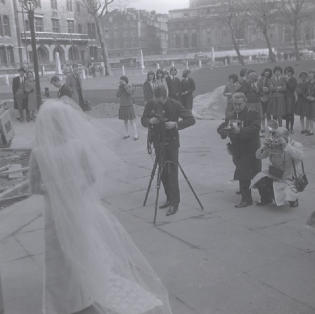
top-left (20, 0), bottom-right (42, 109)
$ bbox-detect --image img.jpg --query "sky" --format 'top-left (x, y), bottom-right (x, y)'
top-left (127, 0), bottom-right (190, 13)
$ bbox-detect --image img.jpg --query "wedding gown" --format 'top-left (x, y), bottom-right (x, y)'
top-left (29, 99), bottom-right (172, 314)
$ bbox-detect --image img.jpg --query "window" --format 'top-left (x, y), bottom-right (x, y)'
top-left (3, 15), bottom-right (11, 36)
top-left (76, 1), bottom-right (80, 12)
top-left (51, 18), bottom-right (60, 33)
top-left (175, 34), bottom-right (181, 48)
top-left (78, 23), bottom-right (82, 34)
top-left (191, 33), bottom-right (197, 47)
top-left (184, 33), bottom-right (189, 48)
top-left (67, 20), bottom-right (74, 33)
top-left (67, 0), bottom-right (73, 11)
top-left (25, 20), bottom-right (30, 32)
top-left (51, 0), bottom-right (57, 10)
top-left (35, 17), bottom-right (44, 32)
top-left (7, 46), bottom-right (14, 65)
top-left (89, 46), bottom-right (97, 60)
top-left (0, 46), bottom-right (7, 66)
top-left (87, 23), bottom-right (96, 38)
top-left (36, 0), bottom-right (41, 8)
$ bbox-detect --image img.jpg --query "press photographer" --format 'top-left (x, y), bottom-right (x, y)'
top-left (141, 86), bottom-right (195, 216)
top-left (217, 92), bottom-right (261, 208)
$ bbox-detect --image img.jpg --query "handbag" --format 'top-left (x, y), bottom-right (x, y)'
top-left (292, 160), bottom-right (308, 192)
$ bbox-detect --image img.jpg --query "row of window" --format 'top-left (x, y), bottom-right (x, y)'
top-left (0, 15), bottom-right (11, 37)
top-left (51, 0), bottom-right (81, 12)
top-left (24, 17), bottom-right (96, 37)
top-left (0, 46), bottom-right (15, 66)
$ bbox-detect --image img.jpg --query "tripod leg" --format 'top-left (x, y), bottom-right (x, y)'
top-left (153, 163), bottom-right (164, 225)
top-left (178, 162), bottom-right (204, 210)
top-left (143, 156), bottom-right (158, 207)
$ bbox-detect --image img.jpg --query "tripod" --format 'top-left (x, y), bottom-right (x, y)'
top-left (143, 141), bottom-right (204, 225)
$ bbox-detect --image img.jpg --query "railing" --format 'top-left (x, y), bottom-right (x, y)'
top-left (21, 31), bottom-right (92, 42)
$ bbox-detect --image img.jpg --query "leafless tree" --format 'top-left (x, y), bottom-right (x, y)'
top-left (247, 0), bottom-right (277, 63)
top-left (81, 0), bottom-right (115, 76)
top-left (224, 0), bottom-right (245, 66)
top-left (280, 0), bottom-right (308, 61)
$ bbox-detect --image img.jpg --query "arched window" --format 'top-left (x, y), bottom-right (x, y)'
top-left (37, 46), bottom-right (50, 64)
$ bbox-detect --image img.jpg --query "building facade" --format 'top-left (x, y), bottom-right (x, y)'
top-left (0, 0), bottom-right (20, 71)
top-left (102, 9), bottom-right (168, 58)
top-left (169, 0), bottom-right (315, 55)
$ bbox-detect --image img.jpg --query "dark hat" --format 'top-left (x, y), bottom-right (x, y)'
top-left (120, 75), bottom-right (128, 84)
top-left (18, 67), bottom-right (26, 73)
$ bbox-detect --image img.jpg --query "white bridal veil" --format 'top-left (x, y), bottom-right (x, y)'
top-left (31, 100), bottom-right (172, 314)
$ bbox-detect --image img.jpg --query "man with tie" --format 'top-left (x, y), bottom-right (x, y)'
top-left (12, 67), bottom-right (29, 121)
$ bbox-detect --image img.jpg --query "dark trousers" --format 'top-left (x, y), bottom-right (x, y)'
top-left (255, 177), bottom-right (274, 203)
top-left (239, 180), bottom-right (252, 203)
top-left (156, 144), bottom-right (180, 206)
top-left (285, 114), bottom-right (294, 131)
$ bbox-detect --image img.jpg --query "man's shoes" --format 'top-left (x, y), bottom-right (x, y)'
top-left (289, 200), bottom-right (299, 208)
top-left (166, 205), bottom-right (179, 216)
top-left (256, 200), bottom-right (273, 206)
top-left (123, 135), bottom-right (130, 139)
top-left (159, 201), bottom-right (170, 209)
top-left (234, 200), bottom-right (253, 208)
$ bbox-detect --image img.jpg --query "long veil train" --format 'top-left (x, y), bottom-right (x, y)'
top-left (30, 100), bottom-right (172, 314)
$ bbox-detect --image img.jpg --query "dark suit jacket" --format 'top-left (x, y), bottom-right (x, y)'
top-left (141, 98), bottom-right (195, 147)
top-left (12, 76), bottom-right (27, 109)
top-left (58, 84), bottom-right (73, 98)
top-left (143, 81), bottom-right (154, 103)
top-left (166, 77), bottom-right (181, 101)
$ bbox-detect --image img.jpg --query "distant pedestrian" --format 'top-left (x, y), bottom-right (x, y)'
top-left (269, 66), bottom-right (286, 127)
top-left (258, 68), bottom-right (273, 132)
top-left (117, 76), bottom-right (138, 140)
top-left (295, 72), bottom-right (309, 134)
top-left (12, 67), bottom-right (29, 121)
top-left (223, 73), bottom-right (240, 119)
top-left (143, 71), bottom-right (155, 105)
top-left (166, 67), bottom-right (181, 102)
top-left (153, 69), bottom-right (169, 97)
top-left (181, 69), bottom-right (196, 111)
top-left (244, 70), bottom-right (262, 119)
top-left (305, 70), bottom-right (315, 136)
top-left (284, 66), bottom-right (297, 133)
top-left (24, 70), bottom-right (37, 120)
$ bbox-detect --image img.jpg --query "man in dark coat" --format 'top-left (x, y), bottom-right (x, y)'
top-left (141, 85), bottom-right (195, 216)
top-left (218, 92), bottom-right (261, 208)
top-left (12, 67), bottom-right (29, 121)
top-left (181, 69), bottom-right (196, 110)
top-left (50, 75), bottom-right (73, 98)
top-left (143, 71), bottom-right (155, 105)
top-left (166, 67), bottom-right (181, 102)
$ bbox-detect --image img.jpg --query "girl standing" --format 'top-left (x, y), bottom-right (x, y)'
top-left (181, 69), bottom-right (196, 111)
top-left (25, 70), bottom-right (37, 120)
top-left (295, 72), bottom-right (309, 134)
top-left (117, 76), bottom-right (139, 140)
top-left (305, 70), bottom-right (315, 136)
top-left (223, 73), bottom-right (240, 119)
top-left (153, 69), bottom-right (169, 97)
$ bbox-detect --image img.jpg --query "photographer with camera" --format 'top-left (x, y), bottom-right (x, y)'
top-left (141, 86), bottom-right (195, 216)
top-left (217, 92), bottom-right (261, 208)
top-left (251, 126), bottom-right (304, 207)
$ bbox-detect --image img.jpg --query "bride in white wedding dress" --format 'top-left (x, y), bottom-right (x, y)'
top-left (29, 99), bottom-right (173, 314)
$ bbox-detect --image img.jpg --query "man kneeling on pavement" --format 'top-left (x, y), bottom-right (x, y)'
top-left (217, 92), bottom-right (262, 208)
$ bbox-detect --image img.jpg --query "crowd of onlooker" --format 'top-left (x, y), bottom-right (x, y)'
top-left (223, 66), bottom-right (315, 136)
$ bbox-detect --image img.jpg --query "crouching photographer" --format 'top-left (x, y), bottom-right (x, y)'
top-left (217, 92), bottom-right (261, 208)
top-left (251, 126), bottom-right (305, 207)
top-left (141, 86), bottom-right (195, 216)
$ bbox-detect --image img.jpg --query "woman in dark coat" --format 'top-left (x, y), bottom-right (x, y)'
top-left (269, 66), bottom-right (286, 127)
top-left (284, 66), bottom-right (297, 133)
top-left (217, 92), bottom-right (261, 208)
top-left (296, 72), bottom-right (309, 134)
top-left (117, 76), bottom-right (138, 140)
top-left (143, 71), bottom-right (155, 105)
top-left (305, 70), bottom-right (315, 136)
top-left (166, 67), bottom-right (182, 102)
top-left (181, 69), bottom-right (196, 110)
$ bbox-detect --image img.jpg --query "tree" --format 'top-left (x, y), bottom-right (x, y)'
top-left (81, 0), bottom-right (115, 76)
top-left (280, 0), bottom-right (308, 61)
top-left (224, 0), bottom-right (245, 66)
top-left (247, 0), bottom-right (277, 63)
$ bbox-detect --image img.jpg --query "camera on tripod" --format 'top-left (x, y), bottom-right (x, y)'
top-left (147, 109), bottom-right (169, 150)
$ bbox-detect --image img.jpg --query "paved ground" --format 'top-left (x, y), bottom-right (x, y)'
top-left (1, 116), bottom-right (315, 314)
